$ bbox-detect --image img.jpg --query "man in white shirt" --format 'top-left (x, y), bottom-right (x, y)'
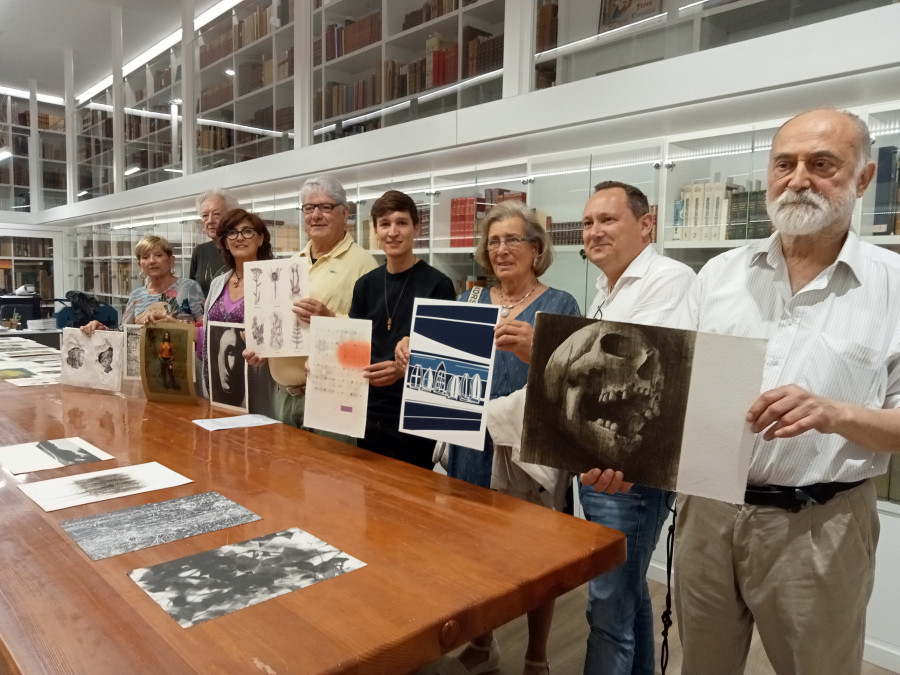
top-left (578, 181), bottom-right (698, 675)
top-left (674, 108), bottom-right (900, 674)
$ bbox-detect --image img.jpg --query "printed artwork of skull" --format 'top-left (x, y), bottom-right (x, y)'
top-left (545, 322), bottom-right (664, 463)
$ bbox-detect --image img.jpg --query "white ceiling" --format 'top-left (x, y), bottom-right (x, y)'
top-left (0, 0), bottom-right (219, 99)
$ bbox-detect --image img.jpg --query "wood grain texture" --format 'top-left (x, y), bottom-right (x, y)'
top-left (0, 384), bottom-right (625, 674)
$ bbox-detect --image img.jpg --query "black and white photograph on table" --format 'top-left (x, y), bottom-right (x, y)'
top-left (207, 321), bottom-right (249, 413)
top-left (0, 436), bottom-right (113, 475)
top-left (399, 298), bottom-right (500, 451)
top-left (17, 461), bottom-right (192, 512)
top-left (521, 314), bottom-right (768, 502)
top-left (128, 526), bottom-right (366, 628)
top-left (60, 491), bottom-right (260, 561)
top-left (60, 327), bottom-right (124, 392)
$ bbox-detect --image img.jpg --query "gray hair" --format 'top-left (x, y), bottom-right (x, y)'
top-left (300, 175), bottom-right (348, 208)
top-left (474, 200), bottom-right (553, 277)
top-left (195, 188), bottom-right (239, 214)
top-left (775, 108), bottom-right (872, 172)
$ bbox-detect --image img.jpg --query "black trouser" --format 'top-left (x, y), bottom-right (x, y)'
top-left (357, 419), bottom-right (436, 470)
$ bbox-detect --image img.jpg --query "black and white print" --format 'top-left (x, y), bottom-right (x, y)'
top-left (17, 461), bottom-right (192, 512)
top-left (60, 327), bottom-right (124, 392)
top-left (207, 321), bottom-right (249, 413)
top-left (0, 436), bottom-right (113, 474)
top-left (60, 491), bottom-right (260, 560)
top-left (128, 527), bottom-right (366, 628)
top-left (123, 324), bottom-right (143, 380)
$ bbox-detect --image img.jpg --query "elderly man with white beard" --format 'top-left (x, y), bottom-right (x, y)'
top-left (671, 108), bottom-right (900, 675)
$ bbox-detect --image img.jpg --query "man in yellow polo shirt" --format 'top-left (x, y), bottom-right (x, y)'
top-left (246, 175), bottom-right (377, 435)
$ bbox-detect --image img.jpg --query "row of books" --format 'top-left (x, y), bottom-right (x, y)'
top-left (41, 169), bottom-right (66, 190)
top-left (238, 55), bottom-right (275, 97)
top-left (5, 239), bottom-right (53, 258)
top-left (126, 147), bottom-right (173, 170)
top-left (873, 145), bottom-right (900, 235)
top-left (468, 32), bottom-right (503, 78)
top-left (673, 185), bottom-right (772, 241)
top-left (199, 32), bottom-right (234, 70)
top-left (325, 11), bottom-right (382, 61)
top-left (124, 111), bottom-right (171, 141)
top-left (235, 3), bottom-right (275, 49)
top-left (448, 190), bottom-right (526, 247)
top-left (402, 0), bottom-right (459, 32)
top-left (197, 127), bottom-right (233, 153)
top-left (77, 137), bottom-right (112, 162)
top-left (80, 112), bottom-right (113, 137)
top-left (199, 81), bottom-right (233, 113)
top-left (275, 105), bottom-right (293, 132)
top-left (154, 67), bottom-right (173, 91)
top-left (41, 139), bottom-right (66, 162)
top-left (536, 0), bottom-right (559, 51)
top-left (425, 34), bottom-right (459, 89)
top-left (322, 75), bottom-right (381, 120)
top-left (16, 111), bottom-right (65, 132)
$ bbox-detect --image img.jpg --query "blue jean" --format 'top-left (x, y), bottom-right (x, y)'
top-left (580, 483), bottom-right (674, 675)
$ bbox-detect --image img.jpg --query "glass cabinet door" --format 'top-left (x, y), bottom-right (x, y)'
top-left (862, 106), bottom-right (900, 242)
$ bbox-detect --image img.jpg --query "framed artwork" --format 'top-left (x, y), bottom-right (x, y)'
top-left (598, 0), bottom-right (661, 32)
top-left (60, 327), bottom-right (124, 392)
top-left (207, 321), bottom-right (249, 413)
top-left (140, 323), bottom-right (197, 403)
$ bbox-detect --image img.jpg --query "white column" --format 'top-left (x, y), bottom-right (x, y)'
top-left (111, 6), bottom-right (125, 193)
top-left (295, 0), bottom-right (312, 148)
top-left (502, 0), bottom-right (535, 98)
top-left (28, 80), bottom-right (41, 211)
top-left (181, 0), bottom-right (196, 175)
top-left (64, 49), bottom-right (77, 205)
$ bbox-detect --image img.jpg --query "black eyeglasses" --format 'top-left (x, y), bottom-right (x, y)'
top-left (486, 236), bottom-right (532, 251)
top-left (225, 227), bottom-right (258, 240)
top-left (302, 202), bottom-right (341, 214)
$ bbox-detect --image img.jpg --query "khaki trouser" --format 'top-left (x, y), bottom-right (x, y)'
top-left (674, 480), bottom-right (878, 675)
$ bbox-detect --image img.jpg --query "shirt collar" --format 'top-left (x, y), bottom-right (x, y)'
top-left (302, 232), bottom-right (353, 261)
top-left (751, 229), bottom-right (862, 285)
top-left (594, 243), bottom-right (657, 293)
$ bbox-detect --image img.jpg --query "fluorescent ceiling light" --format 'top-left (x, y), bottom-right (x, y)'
top-left (164, 168), bottom-right (184, 174)
top-left (0, 86), bottom-right (63, 105)
top-left (124, 164), bottom-right (141, 176)
top-left (225, 68), bottom-right (236, 76)
top-left (123, 31), bottom-right (183, 78)
top-left (0, 147), bottom-right (11, 161)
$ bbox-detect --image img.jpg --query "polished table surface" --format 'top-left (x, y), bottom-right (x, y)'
top-left (0, 384), bottom-right (625, 674)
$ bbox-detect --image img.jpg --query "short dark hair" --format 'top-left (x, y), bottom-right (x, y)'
top-left (370, 190), bottom-right (419, 226)
top-left (215, 209), bottom-right (274, 270)
top-left (593, 181), bottom-right (650, 219)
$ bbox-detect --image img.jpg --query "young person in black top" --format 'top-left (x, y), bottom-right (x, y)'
top-left (349, 190), bottom-right (456, 468)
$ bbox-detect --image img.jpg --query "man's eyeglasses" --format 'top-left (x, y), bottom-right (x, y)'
top-left (302, 202), bottom-right (341, 214)
top-left (486, 236), bottom-right (532, 251)
top-left (225, 227), bottom-right (258, 240)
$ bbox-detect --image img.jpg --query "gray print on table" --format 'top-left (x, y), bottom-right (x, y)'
top-left (75, 472), bottom-right (143, 497)
top-left (59, 491), bottom-right (260, 561)
top-left (128, 527), bottom-right (366, 628)
top-left (270, 312), bottom-right (283, 350)
top-left (37, 439), bottom-right (97, 466)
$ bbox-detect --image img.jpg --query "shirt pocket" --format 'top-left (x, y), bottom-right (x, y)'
top-left (805, 334), bottom-right (885, 406)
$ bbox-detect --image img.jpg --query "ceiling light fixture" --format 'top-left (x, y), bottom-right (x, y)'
top-left (124, 164), bottom-right (141, 176)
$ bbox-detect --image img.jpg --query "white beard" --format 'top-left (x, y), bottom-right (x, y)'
top-left (766, 185), bottom-right (856, 236)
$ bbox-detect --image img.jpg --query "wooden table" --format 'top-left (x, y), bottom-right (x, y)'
top-left (0, 384), bottom-right (625, 674)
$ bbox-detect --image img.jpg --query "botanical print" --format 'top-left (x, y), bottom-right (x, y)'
top-left (128, 527), bottom-right (366, 628)
top-left (400, 299), bottom-right (500, 451)
top-left (60, 491), bottom-right (260, 561)
top-left (60, 327), bottom-right (124, 393)
top-left (244, 258), bottom-right (310, 358)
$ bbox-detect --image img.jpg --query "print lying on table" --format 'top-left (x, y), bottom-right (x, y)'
top-left (521, 314), bottom-right (766, 503)
top-left (128, 526), bottom-right (366, 628)
top-left (244, 258), bottom-right (310, 358)
top-left (0, 436), bottom-right (113, 474)
top-left (60, 491), bottom-right (260, 561)
top-left (18, 461), bottom-right (192, 512)
top-left (61, 327), bottom-right (124, 392)
top-left (400, 298), bottom-right (500, 451)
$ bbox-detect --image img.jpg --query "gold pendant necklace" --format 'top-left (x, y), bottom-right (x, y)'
top-left (384, 265), bottom-right (413, 331)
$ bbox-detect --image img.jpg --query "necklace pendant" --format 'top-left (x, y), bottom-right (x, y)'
top-left (387, 317), bottom-right (392, 331)
top-left (499, 306), bottom-right (510, 318)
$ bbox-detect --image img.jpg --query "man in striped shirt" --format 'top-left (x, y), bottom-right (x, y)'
top-left (674, 108), bottom-right (900, 674)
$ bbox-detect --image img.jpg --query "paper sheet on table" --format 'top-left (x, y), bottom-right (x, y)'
top-left (303, 316), bottom-right (371, 439)
top-left (243, 257), bottom-right (310, 358)
top-left (18, 461), bottom-right (191, 512)
top-left (192, 414), bottom-right (280, 431)
top-left (0, 436), bottom-right (113, 474)
top-left (399, 298), bottom-right (500, 451)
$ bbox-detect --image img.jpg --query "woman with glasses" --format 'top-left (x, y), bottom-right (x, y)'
top-left (201, 208), bottom-right (274, 397)
top-left (400, 200), bottom-right (579, 675)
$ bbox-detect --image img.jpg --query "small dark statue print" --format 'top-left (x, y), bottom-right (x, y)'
top-left (97, 346), bottom-right (114, 374)
top-left (66, 345), bottom-right (85, 369)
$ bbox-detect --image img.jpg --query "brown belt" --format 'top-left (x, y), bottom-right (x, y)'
top-left (280, 384), bottom-right (306, 397)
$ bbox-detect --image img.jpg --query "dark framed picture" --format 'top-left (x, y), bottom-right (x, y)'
top-left (207, 321), bottom-right (248, 413)
top-left (140, 323), bottom-right (197, 403)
